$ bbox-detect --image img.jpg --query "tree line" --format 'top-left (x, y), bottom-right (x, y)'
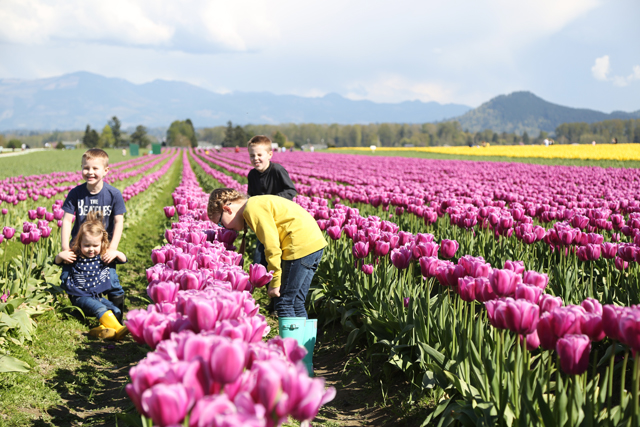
top-left (82, 117), bottom-right (153, 149)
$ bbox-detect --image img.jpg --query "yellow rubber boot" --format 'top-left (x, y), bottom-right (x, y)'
top-left (99, 311), bottom-right (129, 341)
top-left (89, 325), bottom-right (116, 339)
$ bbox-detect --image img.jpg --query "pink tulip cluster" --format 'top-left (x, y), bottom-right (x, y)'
top-left (126, 151), bottom-right (334, 427)
top-left (127, 331), bottom-right (335, 427)
top-left (122, 152), bottom-right (179, 201)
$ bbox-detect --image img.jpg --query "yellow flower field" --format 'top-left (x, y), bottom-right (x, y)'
top-left (335, 143), bottom-right (640, 161)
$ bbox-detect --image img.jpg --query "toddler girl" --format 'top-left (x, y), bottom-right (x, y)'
top-left (55, 212), bottom-right (129, 340)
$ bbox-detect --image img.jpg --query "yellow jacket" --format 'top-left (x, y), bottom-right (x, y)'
top-left (243, 195), bottom-right (327, 289)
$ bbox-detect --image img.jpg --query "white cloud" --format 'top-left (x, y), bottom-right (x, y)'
top-left (591, 56), bottom-right (640, 87)
top-left (592, 55), bottom-right (611, 80)
top-left (344, 75), bottom-right (459, 104)
top-left (0, 0), bottom-right (279, 53)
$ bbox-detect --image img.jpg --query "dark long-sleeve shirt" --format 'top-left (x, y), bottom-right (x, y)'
top-left (247, 162), bottom-right (297, 201)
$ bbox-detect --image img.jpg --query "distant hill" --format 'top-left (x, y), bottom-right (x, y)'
top-left (452, 91), bottom-right (640, 135)
top-left (0, 72), bottom-right (471, 131)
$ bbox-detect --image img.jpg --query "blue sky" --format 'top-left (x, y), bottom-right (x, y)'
top-left (0, 0), bottom-right (638, 112)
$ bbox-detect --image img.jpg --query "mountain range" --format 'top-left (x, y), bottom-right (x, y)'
top-left (0, 72), bottom-right (638, 134)
top-left (0, 72), bottom-right (470, 131)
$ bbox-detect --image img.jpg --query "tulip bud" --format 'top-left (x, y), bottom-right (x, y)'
top-left (556, 334), bottom-right (591, 375)
top-left (439, 239), bottom-right (459, 259)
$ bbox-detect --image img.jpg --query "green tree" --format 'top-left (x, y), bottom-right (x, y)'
top-left (131, 125), bottom-right (152, 148)
top-left (108, 116), bottom-right (122, 146)
top-left (223, 121), bottom-right (235, 147)
top-left (273, 131), bottom-right (286, 147)
top-left (83, 125), bottom-right (100, 148)
top-left (56, 141), bottom-right (65, 149)
top-left (522, 131), bottom-right (530, 144)
top-left (7, 139), bottom-right (20, 151)
top-left (185, 119), bottom-right (198, 148)
top-left (378, 124), bottom-right (393, 146)
top-left (100, 125), bottom-right (116, 148)
top-left (234, 126), bottom-right (247, 147)
top-left (350, 124), bottom-right (362, 146)
top-left (167, 120), bottom-right (197, 147)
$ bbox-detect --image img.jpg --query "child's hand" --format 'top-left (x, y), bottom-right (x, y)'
top-left (102, 249), bottom-right (119, 264)
top-left (267, 286), bottom-right (281, 298)
top-left (58, 249), bottom-right (76, 264)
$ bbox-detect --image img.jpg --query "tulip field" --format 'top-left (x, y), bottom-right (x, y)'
top-left (2, 145), bottom-right (640, 426)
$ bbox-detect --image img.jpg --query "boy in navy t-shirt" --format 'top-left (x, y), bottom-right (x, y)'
top-left (58, 149), bottom-right (127, 319)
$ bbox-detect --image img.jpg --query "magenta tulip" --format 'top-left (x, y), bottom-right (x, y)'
top-left (457, 276), bottom-right (477, 302)
top-left (28, 209), bottom-right (37, 220)
top-left (373, 240), bottom-right (390, 257)
top-left (326, 226), bottom-right (342, 240)
top-left (580, 313), bottom-right (605, 341)
top-left (522, 270), bottom-right (549, 290)
top-left (209, 339), bottom-right (246, 384)
top-left (20, 232), bottom-right (31, 245)
top-left (539, 294), bottom-right (563, 314)
top-left (419, 256), bottom-right (440, 278)
top-left (504, 260), bottom-right (525, 275)
top-left (148, 281), bottom-right (179, 304)
top-left (361, 264), bottom-right (374, 275)
top-left (163, 206), bottom-right (176, 218)
top-left (556, 334), bottom-right (591, 375)
top-left (581, 298), bottom-right (602, 316)
top-left (352, 241), bottom-right (369, 259)
top-left (141, 383), bottom-right (190, 427)
top-left (489, 269), bottom-right (522, 297)
top-left (619, 309), bottom-right (640, 351)
top-left (249, 264), bottom-right (274, 288)
top-left (520, 329), bottom-right (540, 351)
top-left (494, 298), bottom-right (540, 335)
top-left (2, 227), bottom-right (15, 240)
top-left (615, 256), bottom-right (629, 271)
top-left (439, 239), bottom-right (459, 259)
top-left (390, 247), bottom-right (412, 270)
top-left (515, 283), bottom-right (542, 304)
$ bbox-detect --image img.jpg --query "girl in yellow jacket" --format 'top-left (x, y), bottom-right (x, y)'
top-left (207, 188), bottom-right (327, 319)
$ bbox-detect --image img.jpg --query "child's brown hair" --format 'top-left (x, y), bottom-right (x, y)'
top-left (82, 148), bottom-right (110, 167)
top-left (247, 135), bottom-right (272, 152)
top-left (70, 212), bottom-right (109, 258)
top-left (207, 188), bottom-right (248, 255)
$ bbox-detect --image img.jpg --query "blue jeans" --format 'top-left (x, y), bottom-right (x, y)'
top-left (274, 249), bottom-right (323, 319)
top-left (254, 241), bottom-right (268, 267)
top-left (69, 295), bottom-right (120, 320)
top-left (60, 265), bottom-right (124, 298)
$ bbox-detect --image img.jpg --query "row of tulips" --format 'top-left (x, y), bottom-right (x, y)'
top-left (285, 194), bottom-right (639, 426)
top-left (204, 149), bottom-right (640, 306)
top-left (124, 151), bottom-right (335, 427)
top-left (190, 149), bottom-right (640, 424)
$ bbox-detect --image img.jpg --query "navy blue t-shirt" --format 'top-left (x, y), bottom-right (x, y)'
top-left (62, 183), bottom-right (126, 241)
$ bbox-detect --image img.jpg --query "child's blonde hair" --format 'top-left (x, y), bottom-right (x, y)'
top-left (70, 212), bottom-right (109, 258)
top-left (247, 135), bottom-right (272, 152)
top-left (82, 148), bottom-right (110, 167)
top-left (207, 188), bottom-right (247, 222)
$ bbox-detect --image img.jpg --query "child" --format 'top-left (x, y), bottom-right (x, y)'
top-left (246, 135), bottom-right (297, 313)
top-left (207, 188), bottom-right (326, 318)
top-left (57, 148), bottom-right (127, 320)
top-left (55, 212), bottom-right (129, 340)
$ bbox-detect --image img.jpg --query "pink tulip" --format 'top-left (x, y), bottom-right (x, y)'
top-left (619, 309), bottom-right (640, 351)
top-left (615, 257), bottom-right (629, 271)
top-left (537, 306), bottom-right (584, 350)
top-left (164, 206), bottom-right (176, 218)
top-left (36, 206), bottom-right (46, 219)
top-left (515, 283), bottom-right (542, 303)
top-left (457, 276), bottom-right (477, 302)
top-left (45, 212), bottom-right (54, 221)
top-left (581, 298), bottom-right (602, 316)
top-left (148, 281), bottom-right (180, 304)
top-left (522, 270), bottom-right (549, 290)
top-left (20, 232), bottom-right (31, 245)
top-left (520, 329), bottom-right (540, 351)
top-left (249, 264), bottom-right (274, 288)
top-left (326, 226), bottom-right (342, 240)
top-left (352, 241), bottom-right (369, 259)
top-left (3, 227), bottom-right (15, 239)
top-left (1, 208), bottom-right (7, 215)
top-left (28, 209), bottom-right (37, 220)
top-left (539, 294), bottom-right (563, 314)
top-left (504, 260), bottom-right (525, 275)
top-left (209, 339), bottom-right (246, 384)
top-left (141, 383), bottom-right (190, 427)
top-left (439, 239), bottom-right (459, 259)
top-left (373, 240), bottom-right (390, 257)
top-left (556, 334), bottom-right (591, 375)
top-left (489, 269), bottom-right (522, 297)
top-left (580, 313), bottom-right (605, 341)
top-left (419, 256), bottom-right (440, 278)
top-left (361, 264), bottom-right (374, 275)
top-left (390, 247), bottom-right (412, 270)
top-left (494, 298), bottom-right (539, 335)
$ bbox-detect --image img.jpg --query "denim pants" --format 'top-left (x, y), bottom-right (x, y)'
top-left (274, 249), bottom-right (323, 319)
top-left (69, 295), bottom-right (120, 320)
top-left (60, 266), bottom-right (124, 298)
top-left (253, 241), bottom-right (268, 267)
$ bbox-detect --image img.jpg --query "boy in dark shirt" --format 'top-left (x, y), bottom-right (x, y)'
top-left (58, 149), bottom-right (127, 319)
top-left (246, 135), bottom-right (297, 314)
